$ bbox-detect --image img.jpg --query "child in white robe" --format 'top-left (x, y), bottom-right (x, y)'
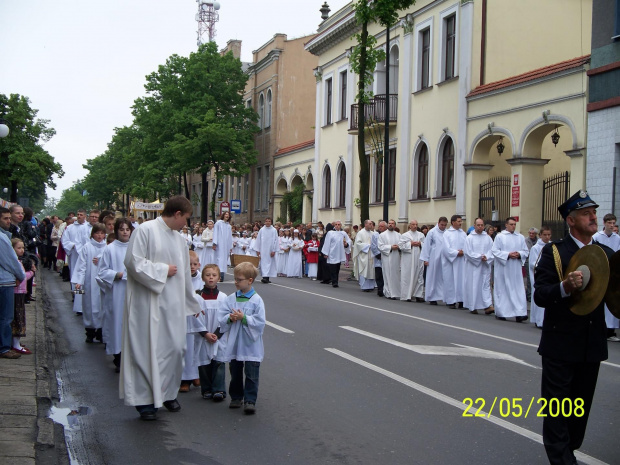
top-left (73, 223), bottom-right (107, 344)
top-left (218, 262), bottom-right (265, 414)
top-left (180, 251), bottom-right (203, 392)
top-left (192, 264), bottom-right (228, 401)
top-left (285, 230), bottom-right (303, 278)
top-left (97, 218), bottom-right (133, 372)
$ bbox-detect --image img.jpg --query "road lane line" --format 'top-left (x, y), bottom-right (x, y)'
top-left (266, 321), bottom-right (295, 333)
top-left (325, 348), bottom-right (608, 465)
top-left (271, 282), bottom-right (620, 369)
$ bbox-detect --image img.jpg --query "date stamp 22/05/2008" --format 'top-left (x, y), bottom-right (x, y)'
top-left (462, 397), bottom-right (585, 419)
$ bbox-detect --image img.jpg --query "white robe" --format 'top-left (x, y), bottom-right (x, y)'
top-left (96, 240), bottom-right (128, 355)
top-left (378, 230), bottom-right (401, 299)
top-left (200, 228), bottom-right (215, 266)
top-left (217, 291), bottom-right (266, 362)
top-left (353, 228), bottom-right (375, 290)
top-left (63, 221), bottom-right (91, 313)
top-left (593, 231), bottom-right (620, 328)
top-left (419, 225), bottom-right (445, 302)
top-left (179, 232), bottom-right (193, 248)
top-left (276, 236), bottom-right (288, 275)
top-left (528, 238), bottom-right (547, 326)
top-left (120, 217), bottom-right (201, 408)
top-left (322, 230), bottom-right (351, 264)
top-left (72, 238), bottom-right (106, 328)
top-left (492, 230), bottom-right (528, 318)
top-left (442, 227), bottom-right (467, 305)
top-left (191, 292), bottom-right (228, 366)
top-left (192, 234), bottom-right (206, 270)
top-left (399, 230), bottom-right (425, 300)
top-left (212, 220), bottom-right (232, 275)
top-left (463, 231), bottom-right (494, 311)
top-left (285, 238), bottom-right (304, 277)
top-left (255, 225), bottom-right (279, 277)
top-left (181, 274), bottom-right (203, 381)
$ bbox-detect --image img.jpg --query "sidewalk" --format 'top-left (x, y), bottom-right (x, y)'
top-left (0, 274), bottom-right (61, 464)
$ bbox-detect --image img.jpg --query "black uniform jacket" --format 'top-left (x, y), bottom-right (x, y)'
top-left (534, 235), bottom-right (614, 363)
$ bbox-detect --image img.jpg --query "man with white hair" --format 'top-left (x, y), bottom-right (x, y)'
top-left (399, 219), bottom-right (425, 301)
top-left (442, 215), bottom-right (467, 309)
top-left (463, 217), bottom-right (494, 314)
top-left (353, 220), bottom-right (375, 292)
top-left (322, 220), bottom-right (351, 288)
top-left (378, 219), bottom-right (401, 300)
top-left (420, 217), bottom-right (448, 305)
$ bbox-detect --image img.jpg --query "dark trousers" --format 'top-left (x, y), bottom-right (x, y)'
top-left (26, 276), bottom-right (33, 300)
top-left (229, 360), bottom-right (260, 403)
top-left (541, 357), bottom-right (600, 465)
top-left (328, 263), bottom-right (340, 285)
top-left (199, 361), bottom-right (226, 394)
top-left (374, 267), bottom-right (384, 296)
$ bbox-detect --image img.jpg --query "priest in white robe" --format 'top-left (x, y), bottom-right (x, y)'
top-left (120, 196), bottom-right (202, 421)
top-left (442, 215), bottom-right (467, 308)
top-left (399, 219), bottom-right (425, 301)
top-left (529, 226), bottom-right (552, 327)
top-left (200, 220), bottom-right (215, 266)
top-left (492, 217), bottom-right (529, 321)
top-left (353, 220), bottom-right (375, 291)
top-left (419, 217), bottom-right (448, 305)
top-left (62, 210), bottom-right (92, 314)
top-left (378, 219), bottom-right (401, 300)
top-left (463, 218), bottom-right (494, 314)
top-left (321, 220), bottom-right (351, 287)
top-left (212, 211), bottom-right (233, 282)
top-left (255, 217), bottom-right (279, 283)
top-left (593, 214), bottom-right (620, 338)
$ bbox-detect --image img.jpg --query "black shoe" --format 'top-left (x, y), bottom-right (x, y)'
top-left (377, 292), bottom-right (384, 297)
top-left (213, 392), bottom-right (225, 402)
top-left (447, 304), bottom-right (457, 309)
top-left (429, 301), bottom-right (438, 306)
top-left (244, 402), bottom-right (256, 414)
top-left (515, 316), bottom-right (528, 323)
top-left (229, 399), bottom-right (243, 409)
top-left (496, 316), bottom-right (507, 321)
top-left (261, 278), bottom-right (269, 283)
top-left (140, 410), bottom-right (157, 421)
top-left (85, 336), bottom-right (94, 343)
top-left (321, 280), bottom-right (331, 284)
top-left (76, 312), bottom-right (83, 316)
top-left (415, 298), bottom-right (425, 302)
top-left (163, 399), bottom-right (181, 412)
top-left (332, 284), bottom-right (339, 288)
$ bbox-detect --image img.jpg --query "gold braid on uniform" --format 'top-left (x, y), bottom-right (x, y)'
top-left (552, 244), bottom-right (563, 281)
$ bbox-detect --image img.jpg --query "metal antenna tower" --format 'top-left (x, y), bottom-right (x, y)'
top-left (196, 0), bottom-right (221, 46)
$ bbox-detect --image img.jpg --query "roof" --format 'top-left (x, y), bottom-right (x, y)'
top-left (467, 55), bottom-right (590, 98)
top-left (274, 139), bottom-right (315, 157)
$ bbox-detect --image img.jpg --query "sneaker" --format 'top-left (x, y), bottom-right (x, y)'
top-left (229, 399), bottom-right (243, 409)
top-left (0, 350), bottom-right (21, 359)
top-left (243, 402), bottom-right (256, 414)
top-left (202, 391), bottom-right (213, 400)
top-left (607, 336), bottom-right (620, 342)
top-left (213, 392), bottom-right (225, 402)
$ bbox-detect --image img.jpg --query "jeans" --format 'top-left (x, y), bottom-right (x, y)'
top-left (199, 361), bottom-right (226, 394)
top-left (229, 360), bottom-right (260, 403)
top-left (0, 286), bottom-right (15, 353)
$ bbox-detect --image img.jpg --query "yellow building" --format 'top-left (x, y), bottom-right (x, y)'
top-left (306, 0), bottom-right (591, 236)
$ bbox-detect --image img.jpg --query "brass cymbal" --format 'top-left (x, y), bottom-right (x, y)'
top-left (565, 245), bottom-right (609, 316)
top-left (604, 250), bottom-right (620, 319)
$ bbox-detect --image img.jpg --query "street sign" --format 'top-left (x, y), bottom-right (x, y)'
top-left (231, 199), bottom-right (241, 214)
top-left (511, 186), bottom-right (520, 207)
top-left (219, 201), bottom-right (230, 215)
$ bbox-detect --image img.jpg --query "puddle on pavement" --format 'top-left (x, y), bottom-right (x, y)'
top-left (49, 405), bottom-right (92, 429)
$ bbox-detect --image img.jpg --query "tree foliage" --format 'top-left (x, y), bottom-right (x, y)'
top-left (54, 179), bottom-right (92, 216)
top-left (0, 93), bottom-right (64, 208)
top-left (349, 0), bottom-right (416, 223)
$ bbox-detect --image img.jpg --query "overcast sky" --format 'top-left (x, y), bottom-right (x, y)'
top-left (0, 0), bottom-right (350, 202)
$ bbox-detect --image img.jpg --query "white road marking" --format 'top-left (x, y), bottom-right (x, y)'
top-left (266, 321), bottom-right (294, 334)
top-left (340, 326), bottom-right (538, 368)
top-left (325, 348), bottom-right (608, 465)
top-left (271, 282), bottom-right (620, 369)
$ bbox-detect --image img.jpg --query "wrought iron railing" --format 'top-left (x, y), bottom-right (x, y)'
top-left (349, 94), bottom-right (398, 131)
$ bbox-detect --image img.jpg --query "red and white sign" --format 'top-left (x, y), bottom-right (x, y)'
top-left (511, 186), bottom-right (520, 207)
top-left (513, 174), bottom-right (519, 186)
top-left (219, 201), bottom-right (230, 215)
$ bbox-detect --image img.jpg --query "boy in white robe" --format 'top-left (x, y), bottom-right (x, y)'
top-left (463, 218), bottom-right (494, 314)
top-left (217, 262), bottom-right (265, 414)
top-left (255, 218), bottom-right (279, 282)
top-left (529, 226), bottom-right (552, 327)
top-left (97, 218), bottom-right (133, 372)
top-left (73, 223), bottom-right (106, 343)
top-left (179, 251), bottom-right (202, 392)
top-left (120, 196), bottom-right (202, 421)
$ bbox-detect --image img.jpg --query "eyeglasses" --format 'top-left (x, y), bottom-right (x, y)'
top-left (234, 278), bottom-right (248, 283)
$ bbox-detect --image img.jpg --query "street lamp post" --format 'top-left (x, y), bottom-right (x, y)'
top-left (382, 24), bottom-right (391, 222)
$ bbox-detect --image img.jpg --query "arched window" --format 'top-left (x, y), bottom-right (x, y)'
top-left (258, 93), bottom-right (264, 129)
top-left (338, 163), bottom-right (346, 207)
top-left (323, 166), bottom-right (332, 208)
top-left (265, 89), bottom-right (272, 128)
top-left (417, 144), bottom-right (429, 199)
top-left (441, 138), bottom-right (455, 196)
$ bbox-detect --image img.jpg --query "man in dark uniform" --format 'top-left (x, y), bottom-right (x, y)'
top-left (534, 190), bottom-right (614, 465)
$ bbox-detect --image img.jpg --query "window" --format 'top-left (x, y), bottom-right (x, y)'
top-left (265, 90), bottom-right (272, 128)
top-left (323, 165), bottom-right (332, 208)
top-left (243, 174), bottom-right (249, 212)
top-left (339, 70), bottom-right (347, 120)
top-left (255, 167), bottom-right (262, 210)
top-left (258, 93), bottom-right (264, 129)
top-left (417, 145), bottom-right (429, 199)
top-left (441, 139), bottom-right (455, 196)
top-left (325, 78), bottom-right (333, 125)
top-left (236, 177), bottom-right (241, 200)
top-left (263, 165), bottom-right (270, 210)
top-left (375, 158), bottom-right (382, 203)
top-left (388, 148), bottom-right (396, 201)
top-left (421, 29), bottom-right (431, 89)
top-left (444, 15), bottom-right (456, 79)
top-left (338, 163), bottom-right (346, 207)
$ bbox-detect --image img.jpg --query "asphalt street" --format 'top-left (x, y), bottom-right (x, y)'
top-left (42, 268), bottom-right (620, 465)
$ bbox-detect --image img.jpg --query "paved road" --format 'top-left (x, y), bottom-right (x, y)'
top-left (43, 269), bottom-right (620, 465)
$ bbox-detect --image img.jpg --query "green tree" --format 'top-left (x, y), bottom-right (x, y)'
top-left (55, 180), bottom-right (92, 216)
top-left (349, 0), bottom-right (415, 223)
top-left (0, 94), bottom-right (64, 204)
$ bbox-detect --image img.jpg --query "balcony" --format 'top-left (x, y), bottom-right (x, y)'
top-left (348, 94), bottom-right (398, 134)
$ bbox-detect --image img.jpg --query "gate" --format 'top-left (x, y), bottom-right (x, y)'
top-left (479, 176), bottom-right (510, 229)
top-left (542, 171), bottom-right (570, 240)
